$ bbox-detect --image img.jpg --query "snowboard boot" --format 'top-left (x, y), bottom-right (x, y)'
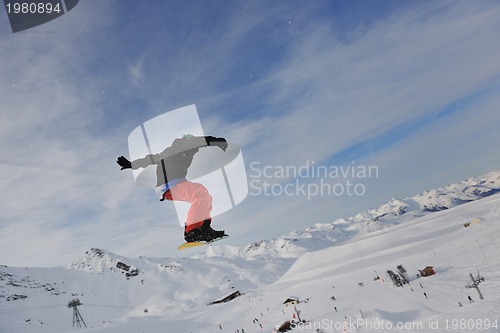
top-left (201, 219), bottom-right (226, 240)
top-left (184, 219), bottom-right (226, 243)
top-left (184, 227), bottom-right (212, 242)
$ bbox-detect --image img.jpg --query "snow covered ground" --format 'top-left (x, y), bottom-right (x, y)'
top-left (1, 172), bottom-right (500, 333)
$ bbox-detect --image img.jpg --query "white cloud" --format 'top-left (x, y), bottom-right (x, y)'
top-left (244, 0), bottom-right (500, 165)
top-left (127, 56), bottom-right (145, 86)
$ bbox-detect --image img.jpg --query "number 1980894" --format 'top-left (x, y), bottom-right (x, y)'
top-left (445, 318), bottom-right (498, 330)
top-left (6, 2), bottom-right (62, 14)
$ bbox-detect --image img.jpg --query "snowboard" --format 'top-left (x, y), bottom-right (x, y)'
top-left (177, 235), bottom-right (229, 250)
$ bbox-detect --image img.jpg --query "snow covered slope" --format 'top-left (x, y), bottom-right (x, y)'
top-left (260, 194), bottom-right (500, 333)
top-left (0, 248), bottom-right (292, 333)
top-left (1, 171), bottom-right (500, 333)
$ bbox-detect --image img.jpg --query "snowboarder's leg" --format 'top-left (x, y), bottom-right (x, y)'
top-left (163, 181), bottom-right (224, 241)
top-left (164, 180), bottom-right (212, 231)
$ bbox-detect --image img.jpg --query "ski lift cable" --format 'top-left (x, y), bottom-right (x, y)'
top-left (0, 304), bottom-right (64, 313)
top-left (0, 302), bottom-right (134, 314)
top-left (84, 303), bottom-right (134, 309)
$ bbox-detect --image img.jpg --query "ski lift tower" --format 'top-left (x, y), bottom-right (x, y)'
top-left (67, 299), bottom-right (87, 328)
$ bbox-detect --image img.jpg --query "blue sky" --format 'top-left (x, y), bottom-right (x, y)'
top-left (1, 0), bottom-right (500, 266)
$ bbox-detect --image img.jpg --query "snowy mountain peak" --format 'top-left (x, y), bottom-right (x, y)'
top-left (410, 170), bottom-right (500, 212)
top-left (68, 248), bottom-right (140, 278)
top-left (243, 238), bottom-right (306, 258)
top-left (352, 197), bottom-right (409, 222)
top-left (194, 238), bottom-right (307, 260)
top-left (69, 248), bottom-right (113, 272)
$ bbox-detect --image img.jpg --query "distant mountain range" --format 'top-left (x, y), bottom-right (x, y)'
top-left (198, 170), bottom-right (500, 259)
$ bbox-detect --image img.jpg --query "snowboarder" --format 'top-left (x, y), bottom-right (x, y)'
top-left (117, 135), bottom-right (228, 243)
top-left (468, 295), bottom-right (474, 303)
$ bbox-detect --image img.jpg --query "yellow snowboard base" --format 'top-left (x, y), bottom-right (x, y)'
top-left (177, 236), bottom-right (229, 250)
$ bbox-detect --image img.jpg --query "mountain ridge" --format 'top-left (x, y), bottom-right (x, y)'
top-left (196, 170), bottom-right (500, 259)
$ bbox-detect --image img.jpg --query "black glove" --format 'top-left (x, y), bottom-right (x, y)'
top-left (207, 137), bottom-right (228, 151)
top-left (117, 156), bottom-right (132, 170)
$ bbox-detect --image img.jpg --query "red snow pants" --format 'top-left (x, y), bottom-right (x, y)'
top-left (163, 181), bottom-right (213, 232)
